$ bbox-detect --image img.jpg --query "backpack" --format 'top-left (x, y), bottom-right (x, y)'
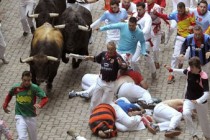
top-left (89, 104), bottom-right (117, 138)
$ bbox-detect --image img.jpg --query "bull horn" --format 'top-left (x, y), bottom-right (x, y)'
top-left (49, 13), bottom-right (59, 17)
top-left (78, 25), bottom-right (90, 31)
top-left (47, 56), bottom-right (59, 61)
top-left (27, 12), bottom-right (39, 18)
top-left (20, 57), bottom-right (34, 63)
top-left (54, 24), bottom-right (66, 29)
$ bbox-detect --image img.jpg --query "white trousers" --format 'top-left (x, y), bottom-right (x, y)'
top-left (117, 82), bottom-right (153, 103)
top-left (15, 115), bottom-right (37, 140)
top-left (81, 74), bottom-right (153, 104)
top-left (151, 29), bottom-right (161, 62)
top-left (90, 77), bottom-right (115, 111)
top-left (182, 99), bottom-right (210, 138)
top-left (134, 41), bottom-right (156, 74)
top-left (19, 1), bottom-right (35, 32)
top-left (169, 20), bottom-right (177, 36)
top-left (153, 103), bottom-right (182, 131)
top-left (0, 29), bottom-right (6, 59)
top-left (144, 53), bottom-right (156, 74)
top-left (171, 36), bottom-right (186, 68)
top-left (111, 103), bottom-right (145, 132)
top-left (165, 20), bottom-right (177, 44)
top-left (81, 74), bottom-right (98, 90)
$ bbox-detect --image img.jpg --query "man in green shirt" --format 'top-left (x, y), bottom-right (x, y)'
top-left (2, 71), bottom-right (48, 140)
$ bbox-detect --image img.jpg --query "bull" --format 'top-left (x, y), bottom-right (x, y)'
top-left (20, 22), bottom-right (63, 90)
top-left (56, 5), bottom-right (92, 68)
top-left (28, 0), bottom-right (66, 27)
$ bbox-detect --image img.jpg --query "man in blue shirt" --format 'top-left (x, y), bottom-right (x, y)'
top-left (179, 25), bottom-right (210, 77)
top-left (90, 0), bottom-right (128, 45)
top-left (97, 17), bottom-right (146, 72)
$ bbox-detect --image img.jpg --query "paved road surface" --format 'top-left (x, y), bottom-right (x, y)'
top-left (0, 0), bottom-right (210, 139)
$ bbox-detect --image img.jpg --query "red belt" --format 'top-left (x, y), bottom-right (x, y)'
top-left (152, 22), bottom-right (161, 34)
top-left (147, 38), bottom-right (153, 47)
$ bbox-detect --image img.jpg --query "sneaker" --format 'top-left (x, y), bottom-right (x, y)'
top-left (154, 62), bottom-right (160, 69)
top-left (137, 100), bottom-right (147, 108)
top-left (80, 92), bottom-right (90, 100)
top-left (23, 32), bottom-right (28, 36)
top-left (147, 103), bottom-right (155, 109)
top-left (146, 123), bottom-right (157, 134)
top-left (178, 63), bottom-right (183, 69)
top-left (165, 129), bottom-right (181, 138)
top-left (137, 100), bottom-right (155, 109)
top-left (68, 90), bottom-right (77, 99)
top-left (151, 97), bottom-right (162, 104)
top-left (167, 75), bottom-right (175, 84)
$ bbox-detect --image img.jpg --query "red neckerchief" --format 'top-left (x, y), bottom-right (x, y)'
top-left (14, 86), bottom-right (27, 94)
top-left (197, 7), bottom-right (207, 16)
top-left (14, 84), bottom-right (30, 95)
top-left (194, 34), bottom-right (204, 48)
top-left (147, 2), bottom-right (155, 13)
top-left (137, 12), bottom-right (145, 20)
top-left (177, 12), bottom-right (188, 21)
top-left (105, 51), bottom-right (117, 60)
top-left (122, 3), bottom-right (130, 11)
top-left (109, 8), bottom-right (120, 13)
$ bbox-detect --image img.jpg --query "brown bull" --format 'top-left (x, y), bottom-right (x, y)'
top-left (20, 22), bottom-right (63, 90)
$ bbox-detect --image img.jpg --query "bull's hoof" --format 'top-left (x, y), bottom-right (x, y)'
top-left (72, 58), bottom-right (80, 69)
top-left (62, 57), bottom-right (69, 64)
top-left (72, 62), bottom-right (79, 69)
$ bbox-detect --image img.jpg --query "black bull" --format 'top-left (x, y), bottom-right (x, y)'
top-left (20, 23), bottom-right (63, 90)
top-left (58, 5), bottom-right (92, 68)
top-left (30, 0), bottom-right (66, 27)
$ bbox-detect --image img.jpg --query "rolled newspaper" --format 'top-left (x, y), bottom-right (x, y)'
top-left (69, 53), bottom-right (86, 60)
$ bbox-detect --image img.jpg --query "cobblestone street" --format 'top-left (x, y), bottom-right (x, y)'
top-left (0, 0), bottom-right (210, 139)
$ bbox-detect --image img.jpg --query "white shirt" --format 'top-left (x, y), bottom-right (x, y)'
top-left (119, 2), bottom-right (137, 15)
top-left (190, 8), bottom-right (210, 31)
top-left (146, 3), bottom-right (161, 25)
top-left (133, 12), bottom-right (152, 40)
